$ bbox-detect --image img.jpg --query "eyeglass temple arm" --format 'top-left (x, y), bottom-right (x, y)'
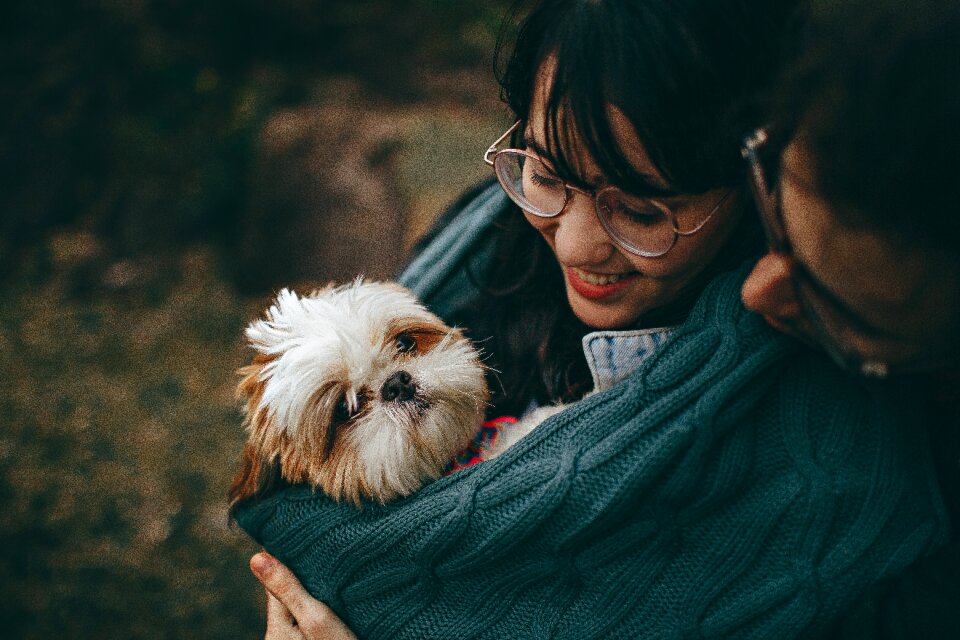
top-left (483, 120), bottom-right (522, 166)
top-left (740, 128), bottom-right (771, 210)
top-left (675, 189), bottom-right (735, 236)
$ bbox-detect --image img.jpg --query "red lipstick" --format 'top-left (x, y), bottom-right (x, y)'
top-left (566, 268), bottom-right (638, 301)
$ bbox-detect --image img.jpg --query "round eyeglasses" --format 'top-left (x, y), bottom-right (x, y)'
top-left (484, 121), bottom-right (732, 258)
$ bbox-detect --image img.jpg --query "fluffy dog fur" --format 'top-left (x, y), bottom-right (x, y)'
top-left (229, 281), bottom-right (490, 507)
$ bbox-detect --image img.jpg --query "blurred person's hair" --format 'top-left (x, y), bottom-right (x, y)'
top-left (773, 0), bottom-right (960, 251)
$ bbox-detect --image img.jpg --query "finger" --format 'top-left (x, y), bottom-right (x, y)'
top-left (251, 553), bottom-right (358, 640)
top-left (251, 553), bottom-right (313, 621)
top-left (265, 592), bottom-right (303, 640)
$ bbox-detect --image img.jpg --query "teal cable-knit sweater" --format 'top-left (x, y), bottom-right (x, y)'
top-left (234, 183), bottom-right (948, 639)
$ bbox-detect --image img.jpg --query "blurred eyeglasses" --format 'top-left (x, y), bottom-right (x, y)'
top-left (484, 121), bottom-right (731, 258)
top-left (742, 126), bottom-right (899, 378)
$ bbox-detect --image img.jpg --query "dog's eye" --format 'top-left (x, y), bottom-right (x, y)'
top-left (332, 389), bottom-right (368, 426)
top-left (395, 333), bottom-right (417, 353)
top-left (332, 396), bottom-right (352, 424)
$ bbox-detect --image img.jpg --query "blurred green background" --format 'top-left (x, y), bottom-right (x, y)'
top-left (0, 1), bottom-right (514, 637)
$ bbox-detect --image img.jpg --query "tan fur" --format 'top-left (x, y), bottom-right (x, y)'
top-left (228, 282), bottom-right (493, 509)
top-left (383, 319), bottom-right (455, 355)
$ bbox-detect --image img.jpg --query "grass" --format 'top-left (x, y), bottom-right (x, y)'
top-left (0, 240), bottom-right (264, 638)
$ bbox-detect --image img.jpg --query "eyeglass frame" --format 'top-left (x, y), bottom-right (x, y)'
top-left (741, 126), bottom-right (894, 378)
top-left (484, 120), bottom-right (733, 258)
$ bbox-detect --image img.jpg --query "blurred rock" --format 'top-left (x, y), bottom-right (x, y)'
top-left (233, 94), bottom-right (407, 293)
top-left (231, 71), bottom-right (506, 295)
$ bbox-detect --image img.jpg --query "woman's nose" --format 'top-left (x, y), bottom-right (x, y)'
top-left (741, 252), bottom-right (802, 320)
top-left (550, 192), bottom-right (615, 265)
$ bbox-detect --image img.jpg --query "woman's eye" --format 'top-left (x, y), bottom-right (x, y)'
top-left (607, 202), bottom-right (663, 227)
top-left (530, 171), bottom-right (562, 188)
top-left (395, 333), bottom-right (418, 353)
top-left (622, 209), bottom-right (663, 226)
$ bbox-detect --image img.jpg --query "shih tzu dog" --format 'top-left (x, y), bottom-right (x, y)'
top-left (229, 281), bottom-right (496, 507)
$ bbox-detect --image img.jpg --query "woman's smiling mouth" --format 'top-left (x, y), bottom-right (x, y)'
top-left (567, 267), bottom-right (639, 300)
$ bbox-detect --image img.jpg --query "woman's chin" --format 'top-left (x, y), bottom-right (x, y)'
top-left (567, 290), bottom-right (647, 330)
top-left (564, 273), bottom-right (651, 330)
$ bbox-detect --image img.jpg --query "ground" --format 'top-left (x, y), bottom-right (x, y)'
top-left (0, 2), bottom-right (511, 637)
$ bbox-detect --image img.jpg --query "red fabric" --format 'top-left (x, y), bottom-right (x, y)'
top-left (444, 416), bottom-right (519, 474)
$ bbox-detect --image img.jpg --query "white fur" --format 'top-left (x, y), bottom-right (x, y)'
top-left (238, 281), bottom-right (493, 504)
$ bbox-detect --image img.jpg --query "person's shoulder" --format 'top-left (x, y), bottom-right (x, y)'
top-left (663, 262), bottom-right (937, 445)
top-left (396, 179), bottom-right (511, 322)
top-left (649, 262), bottom-right (792, 375)
top-left (405, 178), bottom-right (504, 260)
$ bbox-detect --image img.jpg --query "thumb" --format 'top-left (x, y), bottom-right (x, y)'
top-left (250, 552), bottom-right (357, 640)
top-left (250, 552), bottom-right (309, 608)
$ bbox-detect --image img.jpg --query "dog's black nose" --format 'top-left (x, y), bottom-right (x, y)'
top-left (381, 370), bottom-right (416, 402)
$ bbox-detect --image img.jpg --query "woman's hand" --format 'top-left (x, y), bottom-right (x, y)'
top-left (250, 552), bottom-right (358, 640)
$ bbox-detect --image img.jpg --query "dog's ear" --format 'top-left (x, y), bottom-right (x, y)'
top-left (237, 353), bottom-right (273, 401)
top-left (231, 352), bottom-right (284, 511)
top-left (228, 443), bottom-right (284, 509)
top-left (244, 288), bottom-right (315, 356)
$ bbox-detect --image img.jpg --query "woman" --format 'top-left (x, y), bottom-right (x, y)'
top-left (234, 1), bottom-right (948, 637)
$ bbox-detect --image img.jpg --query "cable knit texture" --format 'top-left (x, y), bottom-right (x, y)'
top-left (237, 268), bottom-right (946, 639)
top-left (233, 185), bottom-right (948, 639)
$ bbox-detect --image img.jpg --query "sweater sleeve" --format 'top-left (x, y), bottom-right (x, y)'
top-left (824, 541), bottom-right (960, 639)
top-left (233, 268), bottom-right (949, 640)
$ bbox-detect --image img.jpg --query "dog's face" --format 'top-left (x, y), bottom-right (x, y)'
top-left (230, 282), bottom-right (488, 506)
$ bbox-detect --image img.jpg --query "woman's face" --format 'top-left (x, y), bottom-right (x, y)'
top-left (522, 69), bottom-right (742, 330)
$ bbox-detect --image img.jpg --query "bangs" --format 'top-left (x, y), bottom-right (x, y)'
top-left (505, 0), bottom-right (707, 197)
top-left (537, 40), bottom-right (680, 199)
top-left (496, 0), bottom-right (799, 196)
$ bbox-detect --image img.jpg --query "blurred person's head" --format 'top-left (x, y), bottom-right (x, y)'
top-left (490, 0), bottom-right (801, 330)
top-left (741, 0), bottom-right (960, 377)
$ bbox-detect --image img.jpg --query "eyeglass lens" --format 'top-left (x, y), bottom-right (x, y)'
top-left (494, 151), bottom-right (566, 215)
top-left (493, 151), bottom-right (677, 256)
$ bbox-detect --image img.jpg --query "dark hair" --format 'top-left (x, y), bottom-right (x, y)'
top-left (499, 0), bottom-right (802, 193)
top-left (773, 0), bottom-right (960, 250)
top-left (469, 0), bottom-right (801, 415)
